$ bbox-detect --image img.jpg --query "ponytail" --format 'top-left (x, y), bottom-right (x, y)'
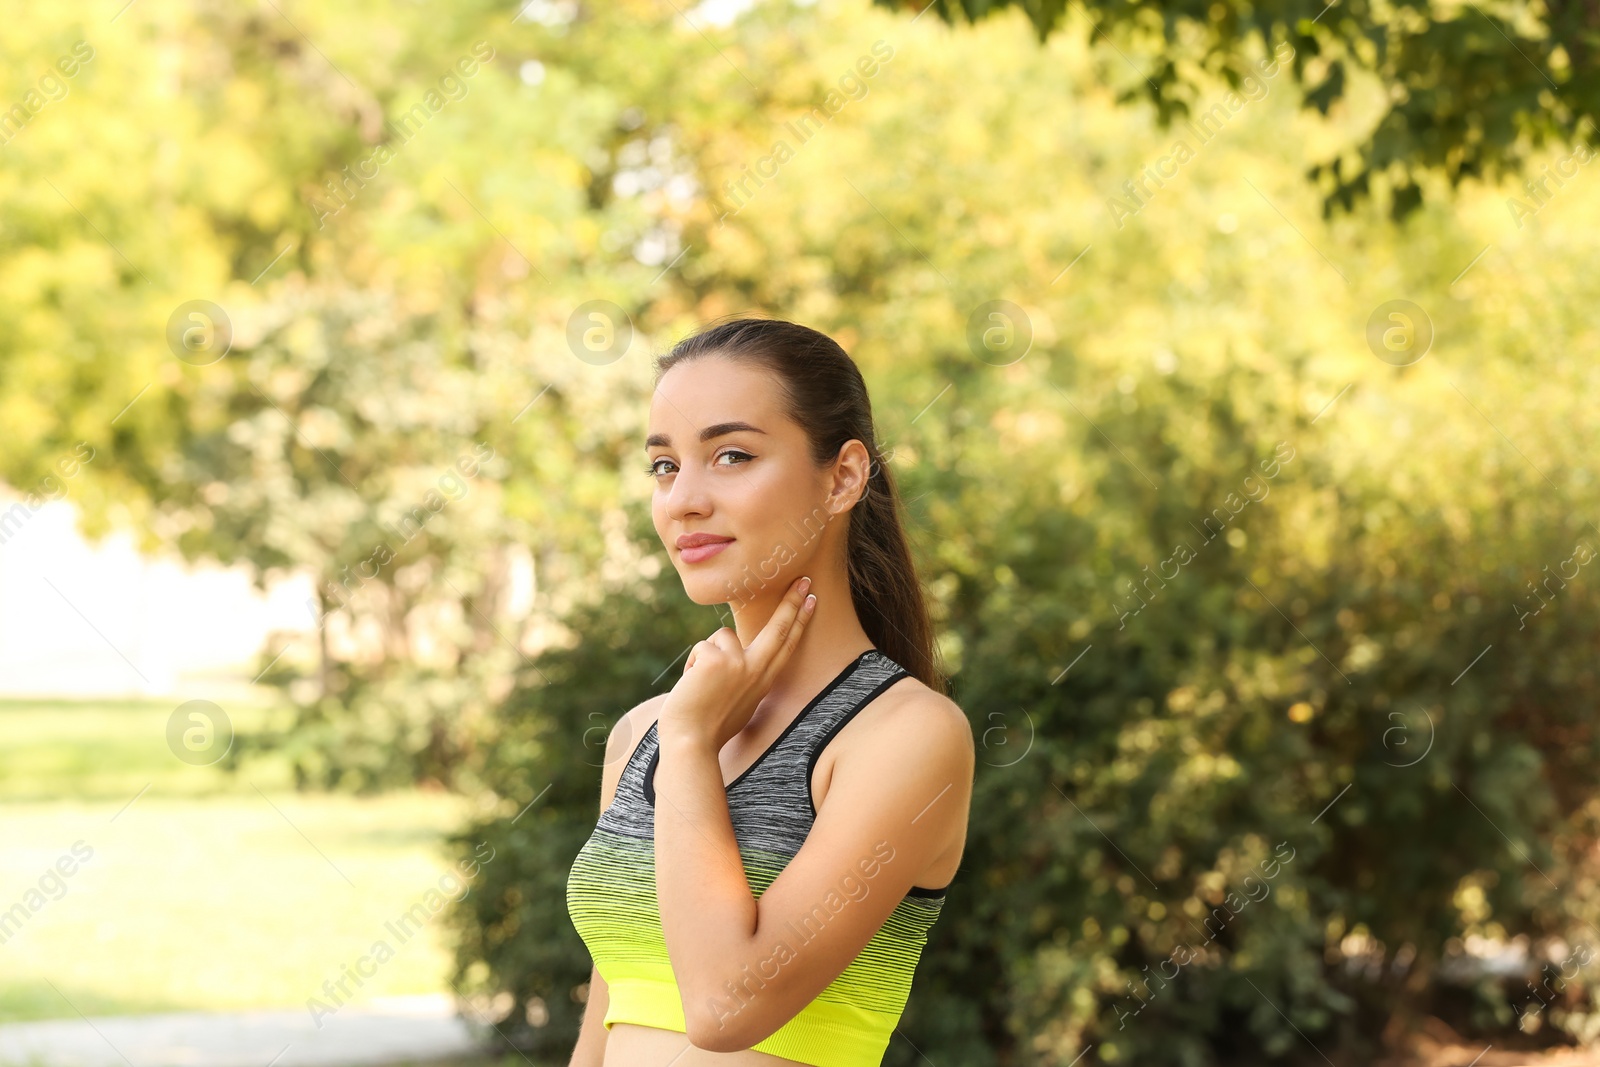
top-left (846, 442), bottom-right (943, 693)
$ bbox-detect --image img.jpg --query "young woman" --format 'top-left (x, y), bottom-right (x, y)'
top-left (565, 318), bottom-right (975, 1066)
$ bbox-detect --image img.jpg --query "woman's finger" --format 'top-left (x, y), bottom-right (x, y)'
top-left (764, 585), bottom-right (814, 689)
top-left (778, 587), bottom-right (816, 667)
top-left (748, 576), bottom-right (809, 671)
top-left (706, 626), bottom-right (741, 657)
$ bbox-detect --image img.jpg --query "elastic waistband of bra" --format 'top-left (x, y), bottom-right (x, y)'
top-left (601, 961), bottom-right (899, 1067)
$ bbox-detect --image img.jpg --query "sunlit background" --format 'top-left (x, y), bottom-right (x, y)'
top-left (3, 0), bottom-right (1599, 1065)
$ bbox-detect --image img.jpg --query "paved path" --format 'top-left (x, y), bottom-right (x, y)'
top-left (0, 995), bottom-right (485, 1067)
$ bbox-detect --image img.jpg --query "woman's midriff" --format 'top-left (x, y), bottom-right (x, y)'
top-left (604, 1022), bottom-right (811, 1066)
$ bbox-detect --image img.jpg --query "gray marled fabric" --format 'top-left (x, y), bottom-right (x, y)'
top-left (596, 647), bottom-right (948, 898)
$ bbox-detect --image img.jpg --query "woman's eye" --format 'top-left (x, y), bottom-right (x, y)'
top-left (646, 450), bottom-right (752, 478)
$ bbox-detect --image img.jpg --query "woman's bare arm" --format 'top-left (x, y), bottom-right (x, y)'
top-left (566, 965), bottom-right (610, 1067)
top-left (655, 683), bottom-right (972, 1052)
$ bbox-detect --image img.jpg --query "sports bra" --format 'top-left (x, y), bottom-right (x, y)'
top-left (565, 647), bottom-right (950, 1067)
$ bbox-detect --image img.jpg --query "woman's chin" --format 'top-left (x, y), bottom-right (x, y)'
top-left (679, 574), bottom-right (733, 606)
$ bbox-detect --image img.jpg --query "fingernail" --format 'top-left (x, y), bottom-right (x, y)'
top-left (805, 594), bottom-right (816, 611)
top-left (800, 576), bottom-right (812, 594)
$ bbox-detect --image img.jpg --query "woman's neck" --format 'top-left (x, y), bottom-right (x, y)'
top-left (728, 576), bottom-right (874, 716)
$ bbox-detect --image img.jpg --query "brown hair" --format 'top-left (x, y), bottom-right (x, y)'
top-left (653, 318), bottom-right (946, 695)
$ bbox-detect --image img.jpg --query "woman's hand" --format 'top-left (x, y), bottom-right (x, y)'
top-left (657, 575), bottom-right (818, 753)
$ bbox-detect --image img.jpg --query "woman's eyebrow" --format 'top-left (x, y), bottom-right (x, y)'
top-left (644, 421), bottom-right (767, 450)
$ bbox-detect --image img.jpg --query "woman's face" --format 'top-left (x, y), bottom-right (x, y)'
top-left (646, 354), bottom-right (842, 606)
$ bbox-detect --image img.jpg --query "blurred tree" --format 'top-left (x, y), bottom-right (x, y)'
top-left (443, 4), bottom-right (1600, 1063)
top-left (169, 278), bottom-right (517, 790)
top-left (0, 0), bottom-right (664, 786)
top-left (6, 0), bottom-right (1600, 1062)
top-left (875, 0), bottom-right (1599, 221)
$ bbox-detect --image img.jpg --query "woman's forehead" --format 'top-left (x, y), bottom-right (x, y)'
top-left (649, 358), bottom-right (785, 432)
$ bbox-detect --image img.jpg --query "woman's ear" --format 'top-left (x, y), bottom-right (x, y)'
top-left (827, 439), bottom-right (873, 515)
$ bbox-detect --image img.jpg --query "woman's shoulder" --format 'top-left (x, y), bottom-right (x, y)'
top-left (872, 654), bottom-right (967, 718)
top-left (851, 666), bottom-right (973, 762)
top-left (820, 665), bottom-right (974, 854)
top-left (598, 693), bottom-right (670, 810)
top-left (619, 691), bottom-right (670, 735)
top-left (610, 692), bottom-right (669, 758)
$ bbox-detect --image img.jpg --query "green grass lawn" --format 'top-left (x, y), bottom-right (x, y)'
top-left (0, 697), bottom-right (479, 1024)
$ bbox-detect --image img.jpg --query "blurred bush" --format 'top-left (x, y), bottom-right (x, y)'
top-left (5, 1), bottom-right (1600, 1061)
top-left (445, 342), bottom-right (1600, 1064)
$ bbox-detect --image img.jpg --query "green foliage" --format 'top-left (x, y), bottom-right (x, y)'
top-left (925, 358), bottom-right (1600, 1064)
top-left (0, 0), bottom-right (678, 788)
top-left (874, 0), bottom-right (1598, 221)
top-left (450, 352), bottom-right (1600, 1064)
top-left (7, 0), bottom-right (1600, 1062)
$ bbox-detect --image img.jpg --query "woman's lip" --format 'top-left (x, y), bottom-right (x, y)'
top-left (679, 539), bottom-right (733, 564)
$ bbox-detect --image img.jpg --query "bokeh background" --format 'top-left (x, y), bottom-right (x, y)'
top-left (3, 1), bottom-right (1599, 1065)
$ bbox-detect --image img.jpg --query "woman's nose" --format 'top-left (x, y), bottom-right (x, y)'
top-left (665, 467), bottom-right (711, 519)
